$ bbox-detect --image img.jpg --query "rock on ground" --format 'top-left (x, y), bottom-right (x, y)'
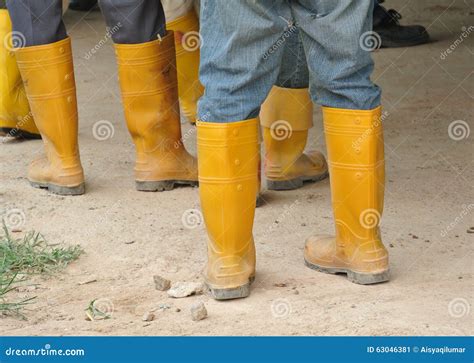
top-left (190, 302), bottom-right (207, 321)
top-left (167, 282), bottom-right (203, 298)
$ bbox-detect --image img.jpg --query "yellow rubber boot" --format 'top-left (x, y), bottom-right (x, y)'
top-left (114, 32), bottom-right (197, 191)
top-left (304, 106), bottom-right (389, 284)
top-left (0, 10), bottom-right (39, 139)
top-left (197, 118), bottom-right (259, 300)
top-left (260, 86), bottom-right (328, 190)
top-left (167, 9), bottom-right (204, 124)
top-left (15, 37), bottom-right (85, 195)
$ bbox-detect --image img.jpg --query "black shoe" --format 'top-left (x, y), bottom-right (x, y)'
top-left (69, 0), bottom-right (98, 11)
top-left (373, 2), bottom-right (430, 48)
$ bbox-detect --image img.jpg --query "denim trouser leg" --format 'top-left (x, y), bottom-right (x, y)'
top-left (275, 28), bottom-right (309, 89)
top-left (6, 0), bottom-right (67, 46)
top-left (98, 0), bottom-right (166, 43)
top-left (198, 0), bottom-right (381, 123)
top-left (198, 0), bottom-right (293, 123)
top-left (290, 0), bottom-right (381, 109)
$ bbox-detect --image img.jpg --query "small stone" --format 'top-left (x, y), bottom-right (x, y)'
top-left (167, 281), bottom-right (203, 298)
top-left (293, 290), bottom-right (299, 295)
top-left (389, 243), bottom-right (394, 248)
top-left (124, 240), bottom-right (135, 245)
top-left (153, 275), bottom-right (171, 291)
top-left (274, 283), bottom-right (287, 287)
top-left (412, 235), bottom-right (419, 239)
top-left (190, 302), bottom-right (207, 321)
top-left (142, 312), bottom-right (155, 322)
top-left (175, 308), bottom-right (181, 312)
top-left (467, 227), bottom-right (474, 234)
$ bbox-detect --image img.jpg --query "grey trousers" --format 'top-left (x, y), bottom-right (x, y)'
top-left (6, 0), bottom-right (166, 46)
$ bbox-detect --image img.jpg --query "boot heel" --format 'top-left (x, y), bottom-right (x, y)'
top-left (304, 258), bottom-right (390, 285)
top-left (136, 180), bottom-right (198, 192)
top-left (206, 282), bottom-right (251, 300)
top-left (347, 269), bottom-right (390, 285)
top-left (136, 180), bottom-right (174, 192)
top-left (48, 183), bottom-right (85, 196)
top-left (267, 178), bottom-right (303, 191)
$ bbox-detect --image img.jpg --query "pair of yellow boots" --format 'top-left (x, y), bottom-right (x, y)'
top-left (0, 9), bottom-right (201, 194)
top-left (199, 107), bottom-right (389, 299)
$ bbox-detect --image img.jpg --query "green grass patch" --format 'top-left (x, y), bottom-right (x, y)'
top-left (0, 224), bottom-right (83, 317)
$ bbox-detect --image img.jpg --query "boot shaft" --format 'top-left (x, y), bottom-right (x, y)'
top-left (14, 37), bottom-right (81, 169)
top-left (322, 106), bottom-right (386, 257)
top-left (197, 119), bottom-right (259, 294)
top-left (114, 33), bottom-right (182, 156)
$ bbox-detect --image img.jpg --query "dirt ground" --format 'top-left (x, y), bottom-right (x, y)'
top-left (1, 0), bottom-right (472, 336)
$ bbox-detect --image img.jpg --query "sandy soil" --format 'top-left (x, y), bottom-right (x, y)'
top-left (1, 0), bottom-right (472, 336)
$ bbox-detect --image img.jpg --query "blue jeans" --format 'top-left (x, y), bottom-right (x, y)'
top-left (198, 0), bottom-right (381, 122)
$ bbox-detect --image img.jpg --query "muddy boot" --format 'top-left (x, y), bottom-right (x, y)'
top-left (15, 38), bottom-right (85, 195)
top-left (167, 9), bottom-right (204, 124)
top-left (0, 10), bottom-right (39, 140)
top-left (304, 106), bottom-right (389, 285)
top-left (260, 86), bottom-right (328, 191)
top-left (114, 32), bottom-right (198, 191)
top-left (197, 118), bottom-right (259, 300)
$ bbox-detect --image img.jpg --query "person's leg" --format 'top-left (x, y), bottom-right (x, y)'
top-left (0, 5), bottom-right (39, 139)
top-left (292, 0), bottom-right (389, 284)
top-left (197, 0), bottom-right (290, 299)
top-left (164, 0), bottom-right (203, 124)
top-left (7, 0), bottom-right (67, 46)
top-left (6, 0), bottom-right (84, 195)
top-left (260, 28), bottom-right (328, 190)
top-left (98, 0), bottom-right (197, 192)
